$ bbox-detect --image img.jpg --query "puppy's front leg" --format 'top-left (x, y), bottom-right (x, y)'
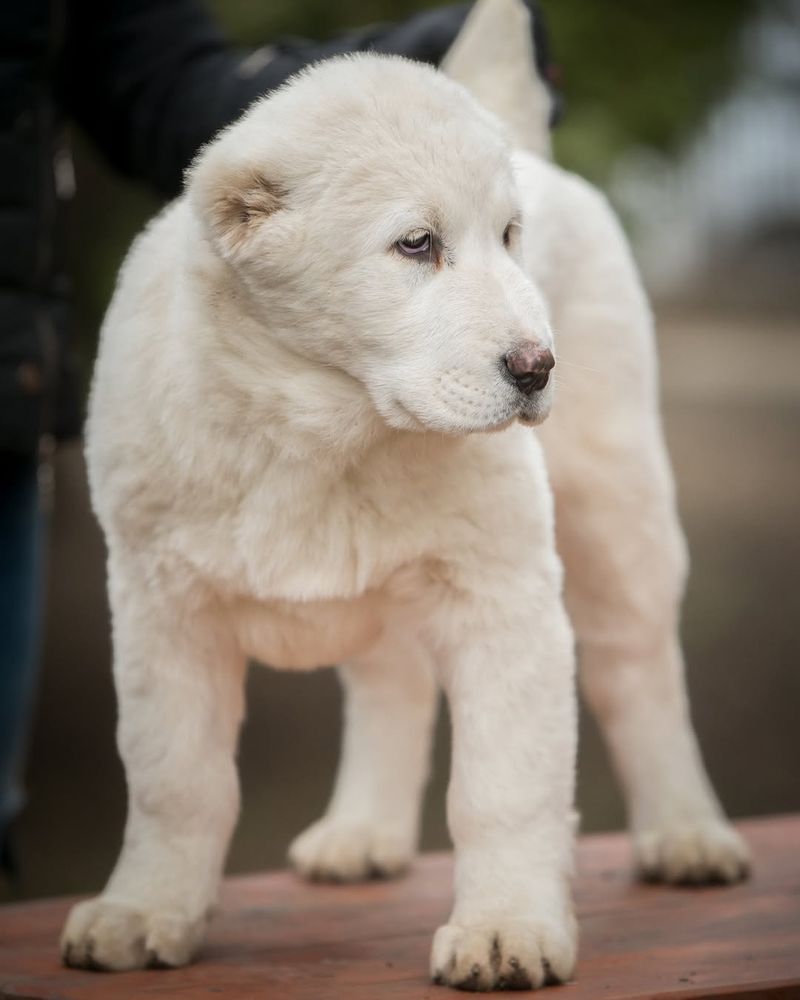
top-left (61, 555), bottom-right (246, 971)
top-left (431, 585), bottom-right (577, 991)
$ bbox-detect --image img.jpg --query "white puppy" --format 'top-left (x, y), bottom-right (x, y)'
top-left (61, 0), bottom-right (748, 990)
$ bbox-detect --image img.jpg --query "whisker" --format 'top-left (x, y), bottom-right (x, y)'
top-left (555, 358), bottom-right (605, 375)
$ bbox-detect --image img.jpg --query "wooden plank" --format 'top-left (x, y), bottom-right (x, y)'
top-left (0, 816), bottom-right (798, 999)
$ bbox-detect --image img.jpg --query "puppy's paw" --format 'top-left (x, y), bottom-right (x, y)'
top-left (636, 819), bottom-right (750, 885)
top-left (61, 897), bottom-right (207, 971)
top-left (288, 817), bottom-right (413, 882)
top-left (430, 914), bottom-right (577, 991)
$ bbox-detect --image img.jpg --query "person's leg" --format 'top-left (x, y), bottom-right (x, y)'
top-left (0, 452), bottom-right (46, 876)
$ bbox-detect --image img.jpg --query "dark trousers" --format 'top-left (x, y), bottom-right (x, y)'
top-left (0, 453), bottom-right (44, 847)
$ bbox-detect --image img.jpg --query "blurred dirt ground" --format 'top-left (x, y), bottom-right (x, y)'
top-left (3, 307), bottom-right (798, 903)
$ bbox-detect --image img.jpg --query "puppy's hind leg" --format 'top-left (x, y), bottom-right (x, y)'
top-left (539, 179), bottom-right (749, 885)
top-left (289, 632), bottom-right (437, 882)
top-left (61, 554), bottom-right (246, 970)
top-left (552, 430), bottom-right (749, 884)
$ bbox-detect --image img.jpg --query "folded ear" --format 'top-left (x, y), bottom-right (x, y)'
top-left (188, 147), bottom-right (286, 260)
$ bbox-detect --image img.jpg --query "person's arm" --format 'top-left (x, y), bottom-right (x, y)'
top-left (60, 0), bottom-right (487, 198)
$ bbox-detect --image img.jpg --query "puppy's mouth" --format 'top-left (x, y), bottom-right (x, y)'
top-left (458, 392), bottom-right (552, 434)
top-left (381, 378), bottom-right (553, 436)
top-left (496, 378), bottom-right (553, 429)
top-left (515, 392), bottom-right (552, 427)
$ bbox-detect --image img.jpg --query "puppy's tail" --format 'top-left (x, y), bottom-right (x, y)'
top-left (441, 0), bottom-right (552, 159)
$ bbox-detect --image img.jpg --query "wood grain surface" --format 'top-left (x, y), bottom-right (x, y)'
top-left (1, 815), bottom-right (798, 999)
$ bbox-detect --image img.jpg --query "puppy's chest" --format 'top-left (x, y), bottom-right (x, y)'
top-left (201, 456), bottom-right (446, 604)
top-left (230, 588), bottom-right (397, 670)
top-left (218, 468), bottom-right (448, 669)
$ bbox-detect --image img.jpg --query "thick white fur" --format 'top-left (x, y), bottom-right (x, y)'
top-left (62, 0), bottom-right (748, 989)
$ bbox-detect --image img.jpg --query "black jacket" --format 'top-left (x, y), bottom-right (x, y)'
top-left (0, 0), bottom-right (553, 456)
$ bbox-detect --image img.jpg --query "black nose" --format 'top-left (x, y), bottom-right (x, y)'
top-left (503, 343), bottom-right (555, 395)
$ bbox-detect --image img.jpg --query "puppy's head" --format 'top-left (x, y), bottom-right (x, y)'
top-left (189, 55), bottom-right (554, 434)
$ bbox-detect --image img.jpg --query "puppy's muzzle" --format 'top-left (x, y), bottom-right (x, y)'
top-left (503, 343), bottom-right (554, 395)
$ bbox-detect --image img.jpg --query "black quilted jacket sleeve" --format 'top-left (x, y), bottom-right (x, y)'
top-left (59, 0), bottom-right (480, 199)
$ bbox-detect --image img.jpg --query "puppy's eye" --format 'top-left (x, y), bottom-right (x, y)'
top-left (397, 231), bottom-right (431, 257)
top-left (503, 222), bottom-right (515, 247)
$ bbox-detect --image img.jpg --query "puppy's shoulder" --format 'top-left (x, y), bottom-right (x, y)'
top-left (513, 152), bottom-right (623, 245)
top-left (512, 152), bottom-right (642, 310)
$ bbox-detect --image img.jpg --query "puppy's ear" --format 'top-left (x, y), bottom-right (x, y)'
top-left (208, 167), bottom-right (285, 258)
top-left (188, 150), bottom-right (286, 260)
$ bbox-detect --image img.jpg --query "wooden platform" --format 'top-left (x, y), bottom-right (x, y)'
top-left (1, 816), bottom-right (798, 999)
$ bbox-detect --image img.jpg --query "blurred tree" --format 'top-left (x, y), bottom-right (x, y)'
top-left (540, 0), bottom-right (758, 183)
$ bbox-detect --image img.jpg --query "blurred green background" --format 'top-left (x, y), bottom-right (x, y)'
top-left (4, 0), bottom-right (799, 902)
